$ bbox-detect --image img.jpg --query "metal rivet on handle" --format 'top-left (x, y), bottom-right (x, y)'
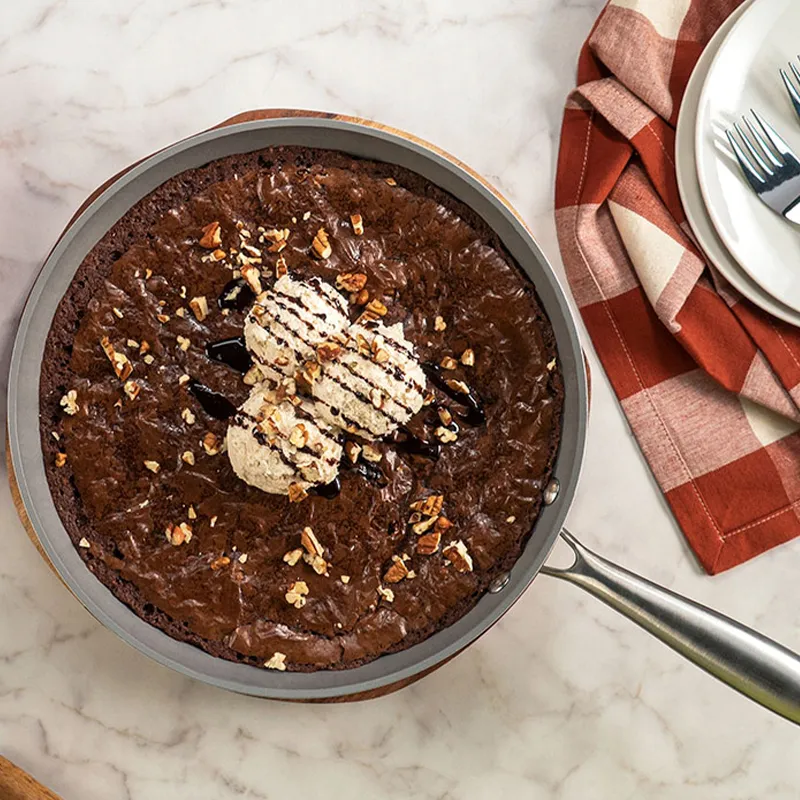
top-left (488, 572), bottom-right (510, 594)
top-left (543, 478), bottom-right (560, 506)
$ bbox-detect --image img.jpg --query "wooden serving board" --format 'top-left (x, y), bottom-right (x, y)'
top-left (0, 756), bottom-right (63, 800)
top-left (8, 108), bottom-right (529, 702)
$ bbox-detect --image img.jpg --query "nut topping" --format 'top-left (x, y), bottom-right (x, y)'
top-left (411, 515), bottom-right (438, 535)
top-left (440, 356), bottom-right (458, 371)
top-left (344, 441), bottom-right (362, 464)
top-left (434, 316), bottom-right (447, 332)
top-left (365, 298), bottom-right (388, 317)
top-left (210, 556), bottom-right (231, 570)
top-left (340, 575), bottom-right (351, 584)
top-left (312, 228), bottom-right (332, 259)
top-left (112, 307), bottom-right (124, 319)
top-left (199, 221), bottom-right (222, 249)
top-left (100, 336), bottom-right (133, 381)
top-left (416, 531), bottom-right (441, 555)
top-left (202, 432), bottom-right (222, 456)
top-left (351, 288), bottom-right (369, 306)
top-left (316, 342), bottom-right (342, 362)
top-left (384, 555), bottom-right (410, 584)
top-left (54, 452), bottom-right (67, 468)
top-left (165, 522), bottom-right (193, 546)
top-left (78, 537), bottom-right (90, 549)
top-left (143, 460), bottom-right (161, 474)
top-left (385, 177), bottom-right (397, 186)
top-left (241, 264), bottom-right (262, 294)
top-left (181, 408), bottom-right (196, 425)
top-left (361, 444), bottom-right (382, 463)
top-left (435, 426), bottom-right (458, 444)
top-left (378, 585), bottom-right (395, 603)
top-left (123, 380), bottom-right (141, 401)
top-left (187, 506), bottom-right (197, 520)
top-left (460, 348), bottom-right (475, 367)
top-left (289, 424), bottom-right (309, 449)
top-left (446, 378), bottom-right (470, 395)
top-left (288, 482), bottom-right (308, 503)
top-left (283, 548), bottom-right (303, 566)
top-left (60, 390), bottom-right (79, 416)
top-left (263, 228), bottom-right (290, 253)
top-left (411, 495), bottom-right (444, 517)
top-left (336, 272), bottom-right (367, 293)
top-left (176, 335), bottom-right (191, 352)
top-left (437, 407), bottom-right (453, 427)
top-left (275, 255), bottom-right (288, 279)
top-left (434, 516), bottom-right (454, 533)
top-left (156, 313), bottom-right (171, 324)
top-left (443, 540), bottom-right (473, 573)
top-left (264, 652), bottom-right (287, 671)
top-left (285, 580), bottom-right (309, 609)
top-left (350, 213), bottom-right (364, 235)
top-left (189, 296), bottom-right (209, 322)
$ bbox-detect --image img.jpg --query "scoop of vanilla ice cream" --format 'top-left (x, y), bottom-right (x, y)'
top-left (243, 275), bottom-right (427, 441)
top-left (226, 381), bottom-right (342, 495)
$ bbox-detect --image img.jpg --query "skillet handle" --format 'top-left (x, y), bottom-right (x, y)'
top-left (541, 530), bottom-right (800, 725)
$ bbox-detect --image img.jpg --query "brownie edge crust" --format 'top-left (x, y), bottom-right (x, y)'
top-left (40, 146), bottom-right (563, 673)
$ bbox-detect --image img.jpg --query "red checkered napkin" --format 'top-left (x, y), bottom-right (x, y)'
top-left (555, 0), bottom-right (800, 573)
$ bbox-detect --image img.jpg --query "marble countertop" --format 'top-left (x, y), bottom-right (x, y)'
top-left (2, 1), bottom-right (800, 798)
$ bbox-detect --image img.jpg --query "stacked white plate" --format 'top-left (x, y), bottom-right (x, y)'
top-left (678, 0), bottom-right (800, 326)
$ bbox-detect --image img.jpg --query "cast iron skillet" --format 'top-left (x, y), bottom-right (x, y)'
top-left (8, 115), bottom-right (800, 721)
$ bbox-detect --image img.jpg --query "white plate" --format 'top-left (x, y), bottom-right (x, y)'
top-left (695, 0), bottom-right (800, 315)
top-left (676, 0), bottom-right (800, 326)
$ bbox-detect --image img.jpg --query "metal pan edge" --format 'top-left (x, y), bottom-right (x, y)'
top-left (8, 116), bottom-right (587, 699)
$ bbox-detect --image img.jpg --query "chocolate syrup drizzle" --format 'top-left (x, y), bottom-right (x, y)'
top-left (217, 278), bottom-right (255, 312)
top-left (423, 363), bottom-right (486, 426)
top-left (188, 380), bottom-right (237, 420)
top-left (206, 336), bottom-right (252, 374)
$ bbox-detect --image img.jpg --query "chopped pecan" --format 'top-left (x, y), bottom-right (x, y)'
top-left (283, 548), bottom-right (304, 566)
top-left (60, 390), bottom-right (79, 416)
top-left (443, 540), bottom-right (473, 573)
top-left (461, 348), bottom-right (475, 367)
top-left (123, 380), bottom-right (141, 401)
top-left (210, 555), bottom-right (231, 570)
top-left (199, 221), bottom-right (222, 249)
top-left (440, 356), bottom-right (458, 371)
top-left (143, 460), bottom-right (161, 473)
top-left (285, 580), bottom-right (309, 609)
top-left (361, 444), bottom-right (382, 463)
top-left (54, 452), bottom-right (67, 468)
top-left (287, 482), bottom-right (308, 503)
top-left (350, 213), bottom-right (364, 235)
top-left (100, 336), bottom-right (133, 381)
top-left (263, 228), bottom-right (290, 253)
top-left (165, 522), bottom-right (193, 546)
top-left (241, 264), bottom-right (262, 294)
top-left (289, 424), bottom-right (309, 448)
top-left (189, 296), bottom-right (209, 322)
top-left (202, 432), bottom-right (222, 455)
top-left (384, 555), bottom-right (410, 584)
top-left (378, 585), bottom-right (395, 602)
top-left (181, 408), bottom-right (196, 425)
top-left (344, 441), bottom-right (362, 464)
top-left (336, 272), bottom-right (367, 292)
top-left (312, 228), bottom-right (332, 259)
top-left (264, 652), bottom-right (287, 671)
top-left (434, 315), bottom-right (447, 332)
top-left (316, 341), bottom-right (342, 362)
top-left (417, 531), bottom-right (441, 555)
top-left (435, 426), bottom-right (458, 443)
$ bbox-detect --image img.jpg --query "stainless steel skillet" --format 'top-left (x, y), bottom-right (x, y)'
top-left (7, 113), bottom-right (800, 719)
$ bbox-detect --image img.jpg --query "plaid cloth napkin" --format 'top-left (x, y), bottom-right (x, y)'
top-left (555, 0), bottom-right (800, 573)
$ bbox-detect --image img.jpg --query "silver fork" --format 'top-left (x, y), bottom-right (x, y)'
top-left (780, 57), bottom-right (800, 121)
top-left (725, 110), bottom-right (800, 224)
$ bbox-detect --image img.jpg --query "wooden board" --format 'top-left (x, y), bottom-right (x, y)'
top-left (0, 756), bottom-right (62, 800)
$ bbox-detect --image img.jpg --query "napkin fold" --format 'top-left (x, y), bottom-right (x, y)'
top-left (555, 0), bottom-right (800, 573)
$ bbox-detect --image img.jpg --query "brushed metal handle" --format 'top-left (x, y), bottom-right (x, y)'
top-left (541, 530), bottom-right (800, 725)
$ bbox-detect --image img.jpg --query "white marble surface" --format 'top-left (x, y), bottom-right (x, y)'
top-left (1, 1), bottom-right (800, 798)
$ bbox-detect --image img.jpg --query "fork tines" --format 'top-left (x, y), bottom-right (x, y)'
top-left (780, 57), bottom-right (800, 120)
top-left (726, 110), bottom-right (800, 194)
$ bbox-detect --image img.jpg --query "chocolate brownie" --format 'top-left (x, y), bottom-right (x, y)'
top-left (40, 146), bottom-right (563, 671)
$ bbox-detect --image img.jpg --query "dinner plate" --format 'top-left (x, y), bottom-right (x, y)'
top-left (676, 0), bottom-right (800, 326)
top-left (695, 0), bottom-right (800, 315)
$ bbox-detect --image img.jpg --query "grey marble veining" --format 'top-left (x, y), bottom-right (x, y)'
top-left (2, 1), bottom-right (800, 798)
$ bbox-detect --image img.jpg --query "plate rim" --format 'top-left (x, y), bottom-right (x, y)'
top-left (694, 0), bottom-right (800, 314)
top-left (675, 0), bottom-right (800, 326)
